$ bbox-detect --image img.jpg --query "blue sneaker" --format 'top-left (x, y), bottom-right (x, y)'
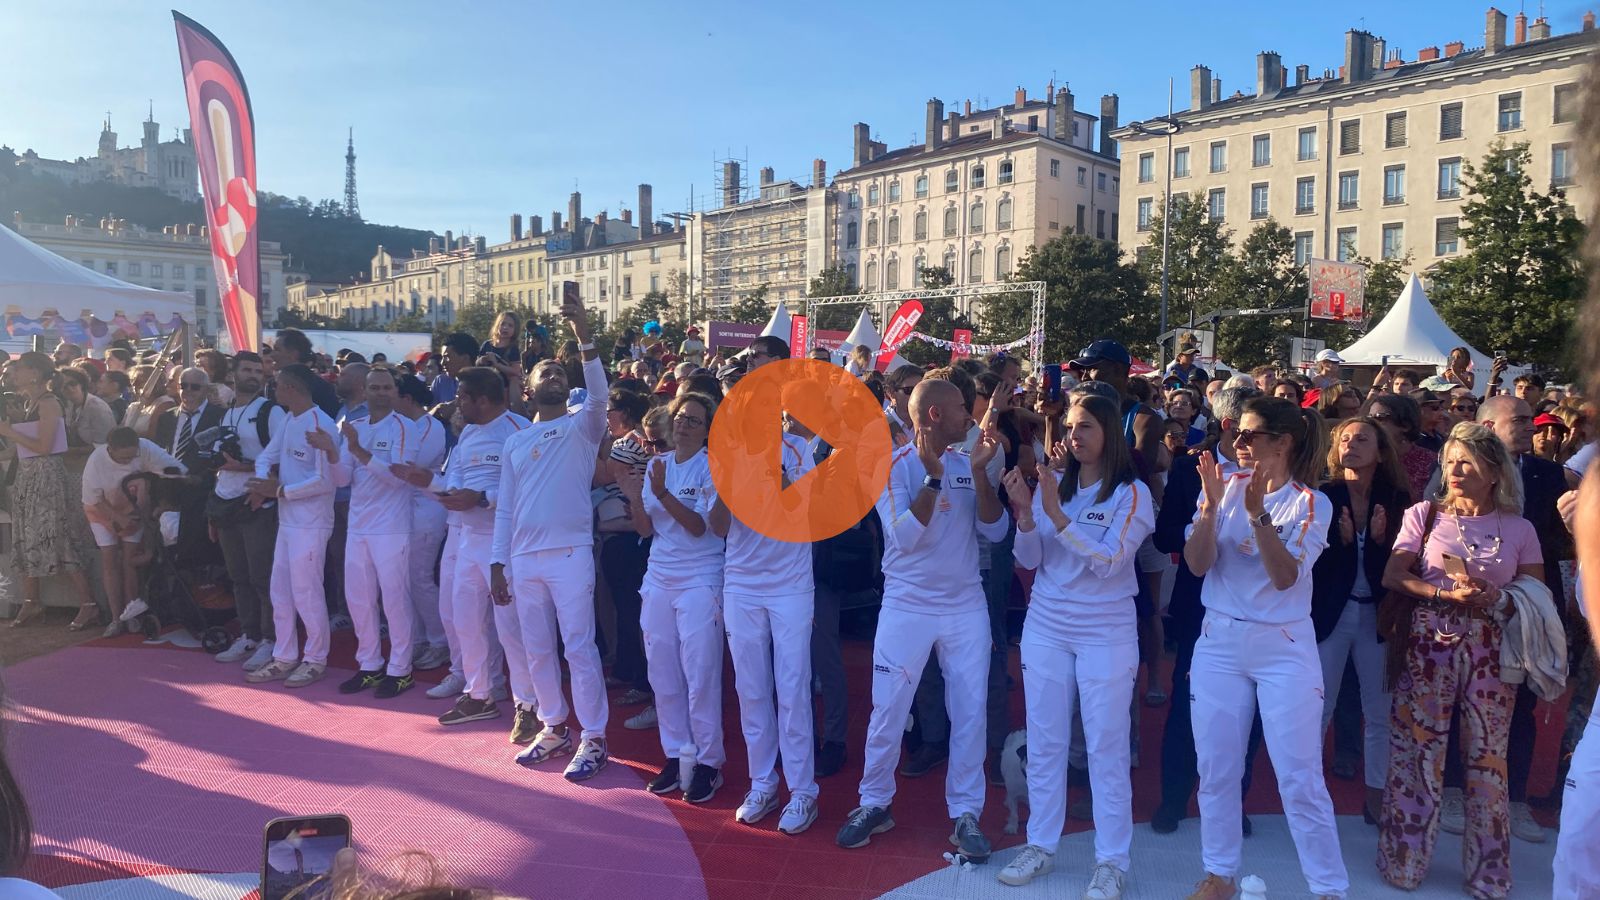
top-left (515, 726), bottom-right (571, 767)
top-left (562, 737), bottom-right (608, 782)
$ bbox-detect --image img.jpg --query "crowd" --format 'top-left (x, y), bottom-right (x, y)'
top-left (1, 287), bottom-right (1598, 900)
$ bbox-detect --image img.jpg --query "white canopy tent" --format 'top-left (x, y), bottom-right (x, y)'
top-left (1338, 274), bottom-right (1525, 381)
top-left (0, 224), bottom-right (194, 324)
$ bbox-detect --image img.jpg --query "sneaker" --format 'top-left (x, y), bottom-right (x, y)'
top-left (777, 794), bottom-right (818, 835)
top-left (1083, 862), bottom-right (1126, 900)
top-left (614, 687), bottom-right (653, 706)
top-left (647, 759), bottom-right (681, 794)
top-left (563, 737), bottom-right (608, 782)
top-left (246, 658), bottom-right (296, 683)
top-left (684, 764), bottom-right (722, 804)
top-left (373, 674), bottom-right (414, 699)
top-left (338, 669), bottom-right (384, 694)
top-left (214, 636), bottom-right (257, 663)
top-left (330, 613), bottom-right (353, 631)
top-left (509, 704), bottom-right (540, 744)
top-left (414, 644), bottom-right (451, 671)
top-left (438, 696), bottom-right (499, 726)
top-left (515, 726), bottom-right (572, 767)
top-left (898, 743), bottom-right (948, 777)
top-left (118, 597), bottom-right (149, 622)
top-left (1440, 786), bottom-right (1466, 835)
top-left (100, 620), bottom-right (125, 640)
top-left (735, 789), bottom-right (780, 825)
top-left (836, 805), bottom-right (894, 849)
top-left (997, 843), bottom-right (1054, 886)
top-left (243, 643), bottom-right (276, 672)
top-left (285, 662), bottom-right (326, 688)
top-left (950, 812), bottom-right (991, 863)
top-left (426, 672), bottom-right (466, 699)
top-left (1185, 873), bottom-right (1236, 900)
top-left (816, 740), bottom-right (846, 778)
top-left (624, 705), bottom-right (658, 730)
top-left (1509, 800), bottom-right (1546, 843)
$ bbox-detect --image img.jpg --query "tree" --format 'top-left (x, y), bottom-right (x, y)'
top-left (806, 266), bottom-right (864, 331)
top-left (896, 266), bottom-right (971, 366)
top-left (1135, 194), bottom-right (1237, 342)
top-left (598, 290), bottom-right (680, 360)
top-left (1430, 141), bottom-right (1585, 373)
top-left (727, 283), bottom-right (773, 325)
top-left (986, 233), bottom-right (1149, 365)
top-left (1210, 220), bottom-right (1306, 369)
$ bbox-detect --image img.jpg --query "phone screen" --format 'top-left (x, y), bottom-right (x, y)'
top-left (262, 815), bottom-right (352, 900)
top-left (1043, 364), bottom-right (1063, 403)
top-left (562, 280), bottom-right (580, 305)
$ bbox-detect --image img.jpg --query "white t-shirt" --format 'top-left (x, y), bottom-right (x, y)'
top-left (875, 444), bottom-right (1010, 613)
top-left (214, 396), bottom-right (286, 500)
top-left (81, 439), bottom-right (185, 508)
top-left (435, 410), bottom-right (530, 533)
top-left (1566, 440), bottom-right (1596, 480)
top-left (336, 412), bottom-right (420, 536)
top-left (1187, 472), bottom-right (1331, 624)
top-left (724, 431), bottom-right (815, 594)
top-left (1013, 478), bottom-right (1155, 644)
top-left (255, 406), bottom-right (339, 530)
top-left (0, 878), bottom-right (63, 900)
top-left (642, 447), bottom-right (724, 588)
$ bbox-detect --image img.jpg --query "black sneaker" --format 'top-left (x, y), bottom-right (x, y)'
top-left (438, 695), bottom-right (499, 726)
top-left (683, 764), bottom-right (722, 804)
top-left (338, 669), bottom-right (384, 694)
top-left (836, 805), bottom-right (894, 849)
top-left (949, 812), bottom-right (991, 863)
top-left (898, 742), bottom-right (947, 778)
top-left (647, 759), bottom-right (681, 795)
top-left (509, 704), bottom-right (539, 744)
top-left (816, 740), bottom-right (846, 778)
top-left (373, 673), bottom-right (413, 699)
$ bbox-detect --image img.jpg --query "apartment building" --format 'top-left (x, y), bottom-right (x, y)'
top-left (690, 160), bottom-right (834, 308)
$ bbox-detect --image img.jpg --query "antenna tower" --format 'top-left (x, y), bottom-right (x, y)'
top-left (344, 127), bottom-right (361, 221)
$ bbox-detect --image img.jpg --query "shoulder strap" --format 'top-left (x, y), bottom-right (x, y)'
top-left (1412, 503), bottom-right (1441, 571)
top-left (251, 396), bottom-right (272, 448)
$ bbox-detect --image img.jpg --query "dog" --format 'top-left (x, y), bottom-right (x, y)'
top-left (1001, 728), bottom-right (1028, 834)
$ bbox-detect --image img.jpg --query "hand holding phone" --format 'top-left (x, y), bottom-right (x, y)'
top-left (1043, 364), bottom-right (1063, 404)
top-left (262, 814), bottom-right (352, 900)
top-left (1441, 552), bottom-right (1470, 583)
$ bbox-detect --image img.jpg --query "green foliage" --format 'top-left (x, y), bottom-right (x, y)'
top-left (599, 290), bottom-right (683, 359)
top-left (988, 233), bottom-right (1149, 365)
top-left (919, 266), bottom-right (954, 288)
top-left (1136, 195), bottom-right (1236, 333)
top-left (1209, 219), bottom-right (1306, 369)
top-left (726, 283), bottom-right (773, 326)
top-left (805, 267), bottom-right (866, 331)
top-left (273, 306), bottom-right (354, 332)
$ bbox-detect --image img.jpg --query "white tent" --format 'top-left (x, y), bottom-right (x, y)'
top-left (0, 224), bottom-right (194, 325)
top-left (760, 300), bottom-right (792, 340)
top-left (838, 309), bottom-right (881, 356)
top-left (1339, 274), bottom-right (1520, 380)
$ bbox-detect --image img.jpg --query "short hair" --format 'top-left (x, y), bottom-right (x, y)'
top-left (106, 426), bottom-right (139, 450)
top-left (1224, 373), bottom-right (1255, 391)
top-left (976, 371), bottom-right (1004, 400)
top-left (456, 366), bottom-right (504, 404)
top-left (609, 387), bottom-right (650, 425)
top-left (750, 335), bottom-right (789, 360)
top-left (396, 373), bottom-right (433, 407)
top-left (886, 364), bottom-right (923, 391)
top-left (275, 363), bottom-right (318, 396)
top-left (106, 348), bottom-right (133, 365)
top-left (680, 373), bottom-right (723, 401)
top-left (103, 370), bottom-right (131, 391)
top-left (341, 352), bottom-right (368, 365)
top-left (1249, 365), bottom-right (1276, 378)
top-left (862, 370), bottom-right (887, 405)
top-left (443, 332), bottom-right (479, 359)
top-left (275, 328), bottom-right (314, 362)
top-left (366, 364), bottom-right (402, 388)
top-left (670, 391), bottom-right (719, 436)
top-left (233, 350), bottom-right (263, 366)
top-left (1514, 373), bottom-right (1547, 390)
top-left (1210, 385), bottom-right (1262, 426)
top-left (56, 367), bottom-right (90, 392)
top-left (1394, 368), bottom-right (1423, 385)
top-left (923, 366), bottom-right (976, 414)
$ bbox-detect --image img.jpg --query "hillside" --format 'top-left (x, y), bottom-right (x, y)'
top-left (0, 165), bottom-right (435, 283)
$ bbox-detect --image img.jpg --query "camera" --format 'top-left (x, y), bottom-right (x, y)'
top-left (193, 424), bottom-right (243, 464)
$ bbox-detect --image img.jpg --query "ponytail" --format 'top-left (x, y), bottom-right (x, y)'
top-left (1292, 407), bottom-right (1327, 486)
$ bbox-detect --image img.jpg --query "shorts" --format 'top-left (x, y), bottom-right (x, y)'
top-left (89, 521), bottom-right (143, 548)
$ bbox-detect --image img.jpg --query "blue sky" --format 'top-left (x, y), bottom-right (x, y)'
top-left (4, 1), bottom-right (1588, 235)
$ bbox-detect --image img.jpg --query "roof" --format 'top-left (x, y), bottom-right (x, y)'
top-left (838, 128), bottom-right (1114, 178)
top-left (548, 226), bottom-right (685, 260)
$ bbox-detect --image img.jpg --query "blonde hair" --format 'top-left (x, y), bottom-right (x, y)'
top-left (1436, 421), bottom-right (1524, 514)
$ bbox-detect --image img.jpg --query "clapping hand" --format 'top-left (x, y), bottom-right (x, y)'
top-left (970, 427), bottom-right (1000, 472)
top-left (339, 421), bottom-right (359, 447)
top-left (1046, 440), bottom-right (1071, 472)
top-left (915, 425), bottom-right (945, 479)
top-left (305, 426), bottom-right (334, 453)
top-left (648, 457), bottom-right (668, 497)
top-left (389, 462), bottom-right (434, 487)
top-left (1370, 504), bottom-right (1389, 543)
top-left (1339, 507), bottom-right (1356, 544)
top-left (1196, 451), bottom-right (1225, 514)
top-left (1000, 467), bottom-right (1032, 512)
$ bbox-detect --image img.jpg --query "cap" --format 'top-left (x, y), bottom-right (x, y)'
top-left (686, 325), bottom-right (701, 336)
top-left (1534, 413), bottom-right (1569, 431)
top-left (1177, 344), bottom-right (1198, 356)
top-left (1070, 339), bottom-right (1132, 371)
top-left (1314, 349), bottom-right (1344, 364)
top-left (1418, 375), bottom-right (1456, 391)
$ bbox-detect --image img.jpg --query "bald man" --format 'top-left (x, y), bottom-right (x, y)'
top-left (837, 379), bottom-right (1009, 861)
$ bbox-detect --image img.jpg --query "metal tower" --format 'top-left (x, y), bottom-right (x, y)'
top-left (344, 127), bottom-right (361, 221)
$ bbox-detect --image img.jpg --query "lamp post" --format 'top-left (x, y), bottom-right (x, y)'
top-left (1128, 80), bottom-right (1184, 371)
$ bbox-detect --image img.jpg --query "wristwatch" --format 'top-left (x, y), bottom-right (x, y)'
top-left (476, 493), bottom-right (490, 508)
top-left (1249, 511), bottom-right (1272, 528)
top-left (922, 475), bottom-right (942, 492)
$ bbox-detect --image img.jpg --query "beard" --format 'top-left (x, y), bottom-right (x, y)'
top-left (535, 384), bottom-right (567, 405)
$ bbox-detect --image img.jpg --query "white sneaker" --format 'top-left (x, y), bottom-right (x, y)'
top-left (214, 636), bottom-right (258, 663)
top-left (625, 705), bottom-right (658, 730)
top-left (1509, 800), bottom-right (1546, 843)
top-left (1440, 786), bottom-right (1466, 835)
top-left (414, 644), bottom-right (451, 671)
top-left (246, 658), bottom-right (296, 684)
top-left (119, 597), bottom-right (149, 622)
top-left (515, 726), bottom-right (572, 766)
top-left (284, 662), bottom-right (326, 688)
top-left (242, 643), bottom-right (276, 672)
top-left (1082, 862), bottom-right (1125, 900)
top-left (735, 789), bottom-right (780, 825)
top-left (426, 672), bottom-right (466, 699)
top-left (997, 843), bottom-right (1054, 887)
top-left (562, 737), bottom-right (609, 782)
top-left (777, 794), bottom-right (818, 835)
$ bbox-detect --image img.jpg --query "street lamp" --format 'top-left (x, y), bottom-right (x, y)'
top-left (1127, 79), bottom-right (1185, 371)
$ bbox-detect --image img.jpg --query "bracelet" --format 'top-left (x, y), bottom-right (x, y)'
top-left (1431, 586), bottom-right (1441, 602)
top-left (577, 341), bottom-right (595, 352)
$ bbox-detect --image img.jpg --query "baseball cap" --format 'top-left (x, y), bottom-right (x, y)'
top-left (1177, 344), bottom-right (1198, 356)
top-left (1070, 339), bottom-right (1133, 371)
top-left (1533, 413), bottom-right (1569, 431)
top-left (1314, 349), bottom-right (1344, 364)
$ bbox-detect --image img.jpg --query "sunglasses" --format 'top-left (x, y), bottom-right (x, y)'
top-left (1450, 403), bottom-right (1477, 412)
top-left (179, 382), bottom-right (206, 392)
top-left (645, 437), bottom-right (670, 451)
top-left (1369, 412), bottom-right (1396, 422)
top-left (1233, 428), bottom-right (1282, 445)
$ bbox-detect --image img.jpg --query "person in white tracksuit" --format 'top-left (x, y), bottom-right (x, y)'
top-left (622, 391), bottom-right (726, 805)
top-left (332, 367), bottom-right (421, 699)
top-left (244, 364), bottom-right (340, 690)
top-left (836, 378), bottom-right (1008, 862)
top-left (396, 375), bottom-right (450, 675)
top-left (1554, 473), bottom-right (1598, 899)
top-left (996, 394), bottom-right (1155, 898)
top-left (1182, 395), bottom-right (1347, 900)
top-left (489, 299), bottom-right (612, 782)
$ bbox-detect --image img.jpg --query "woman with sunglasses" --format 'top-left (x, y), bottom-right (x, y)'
top-left (622, 392), bottom-right (727, 804)
top-left (1182, 396), bottom-right (1347, 900)
top-left (1367, 393), bottom-right (1438, 502)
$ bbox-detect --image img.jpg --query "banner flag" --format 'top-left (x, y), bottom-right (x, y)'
top-left (875, 299), bottom-right (924, 372)
top-left (950, 328), bottom-right (974, 360)
top-left (789, 315), bottom-right (809, 358)
top-left (174, 12), bottom-right (260, 352)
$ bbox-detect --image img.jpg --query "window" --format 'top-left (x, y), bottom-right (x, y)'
top-left (1137, 198), bottom-right (1153, 231)
top-left (943, 249), bottom-right (957, 272)
top-left (996, 244), bottom-right (1011, 278)
top-left (1252, 134), bottom-right (1271, 167)
top-left (1049, 159), bottom-right (1060, 178)
top-left (1381, 223), bottom-right (1405, 260)
top-left (1555, 83), bottom-right (1580, 124)
top-left (1077, 166), bottom-right (1087, 185)
top-left (151, 262), bottom-right (164, 278)
top-left (1296, 177), bottom-right (1316, 214)
top-left (945, 170), bottom-right (959, 192)
top-left (650, 274), bottom-right (660, 293)
top-left (1553, 143), bottom-right (1576, 187)
top-left (944, 206), bottom-right (958, 237)
top-left (1338, 171), bottom-right (1359, 209)
top-left (970, 166), bottom-right (985, 189)
top-left (1336, 227), bottom-right (1358, 262)
top-left (998, 161), bottom-right (1013, 184)
top-left (1208, 188), bottom-right (1226, 222)
top-left (864, 260), bottom-right (877, 287)
top-left (848, 189), bottom-right (860, 208)
top-left (1173, 147), bottom-right (1190, 177)
top-left (1385, 112), bottom-right (1407, 148)
top-left (1435, 217), bottom-right (1460, 255)
top-left (1339, 119), bottom-right (1360, 154)
top-left (128, 261), bottom-right (141, 276)
top-left (1440, 102), bottom-right (1464, 140)
top-left (1097, 172), bottom-right (1108, 191)
top-left (649, 247), bottom-right (661, 263)
top-left (1383, 165), bottom-right (1406, 204)
top-left (886, 214), bottom-right (900, 243)
top-left (1250, 183), bottom-right (1269, 219)
top-left (1076, 204), bottom-right (1086, 234)
top-left (969, 201), bottom-right (984, 232)
top-left (845, 262), bottom-right (857, 286)
top-left (996, 197), bottom-right (1013, 229)
top-left (1498, 92), bottom-right (1522, 131)
top-left (195, 266), bottom-right (207, 280)
top-left (889, 181), bottom-right (901, 202)
top-left (914, 210), bottom-right (928, 240)
top-left (886, 258), bottom-right (899, 290)
top-left (846, 221), bottom-right (858, 248)
top-left (914, 251), bottom-right (926, 273)
top-left (865, 218), bottom-right (878, 245)
top-left (915, 175), bottom-right (929, 198)
top-left (1138, 153), bottom-right (1155, 182)
top-left (1294, 232), bottom-right (1314, 265)
top-left (1298, 127), bottom-right (1318, 161)
top-left (968, 247), bottom-right (983, 282)
top-left (105, 261), bottom-right (117, 275)
top-left (194, 287), bottom-right (206, 305)
top-left (1438, 157), bottom-right (1462, 198)
top-left (1209, 141), bottom-right (1227, 173)
top-left (622, 275), bottom-right (632, 297)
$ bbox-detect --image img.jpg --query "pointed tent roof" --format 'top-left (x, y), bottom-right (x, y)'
top-left (760, 300), bottom-right (792, 339)
top-left (1338, 274), bottom-right (1506, 378)
top-left (839, 309), bottom-right (881, 354)
top-left (0, 224), bottom-right (193, 322)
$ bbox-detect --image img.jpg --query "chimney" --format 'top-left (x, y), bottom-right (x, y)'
top-left (852, 122), bottom-right (871, 167)
top-left (1053, 86), bottom-right (1075, 141)
top-left (759, 166), bottom-right (774, 187)
top-left (1514, 10), bottom-right (1527, 42)
top-left (621, 209), bottom-right (632, 224)
top-left (637, 184), bottom-right (653, 238)
top-left (947, 110), bottom-right (961, 141)
top-left (1256, 51), bottom-right (1284, 96)
top-left (964, 99), bottom-right (972, 115)
top-left (1445, 40), bottom-right (1465, 56)
top-left (551, 212), bottom-right (561, 231)
top-left (812, 158), bottom-right (826, 187)
top-left (1344, 30), bottom-right (1374, 82)
top-left (1586, 11), bottom-right (1596, 31)
top-left (429, 237), bottom-right (441, 254)
top-left (445, 229), bottom-right (453, 249)
top-left (1099, 94), bottom-right (1119, 156)
top-left (1014, 86), bottom-right (1027, 107)
top-left (1371, 38), bottom-right (1387, 74)
top-left (722, 160), bottom-right (741, 206)
top-left (925, 98), bottom-right (945, 151)
top-left (1418, 45), bottom-right (1440, 61)
top-left (510, 213), bottom-right (523, 242)
top-left (1485, 7), bottom-right (1507, 55)
top-left (1295, 63), bottom-right (1310, 84)
top-left (529, 215), bottom-right (543, 237)
top-left (1191, 66), bottom-right (1213, 111)
top-left (475, 237), bottom-right (486, 254)
top-left (1385, 52), bottom-right (1404, 69)
top-left (568, 191), bottom-right (582, 230)
top-left (1530, 17), bottom-right (1551, 39)
top-left (1212, 77), bottom-right (1222, 105)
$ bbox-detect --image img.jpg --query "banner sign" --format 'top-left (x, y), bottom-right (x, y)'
top-left (811, 328), bottom-right (849, 352)
top-left (706, 320), bottom-right (762, 352)
top-left (1308, 258), bottom-right (1367, 325)
top-left (789, 315), bottom-right (809, 358)
top-left (875, 299), bottom-right (925, 372)
top-left (950, 328), bottom-right (974, 360)
top-left (174, 12), bottom-right (261, 353)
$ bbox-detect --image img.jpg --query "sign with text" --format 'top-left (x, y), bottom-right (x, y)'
top-left (789, 315), bottom-right (809, 357)
top-left (1308, 258), bottom-right (1367, 324)
top-left (950, 328), bottom-right (974, 360)
top-left (706, 320), bottom-right (762, 352)
top-left (875, 299), bottom-right (924, 372)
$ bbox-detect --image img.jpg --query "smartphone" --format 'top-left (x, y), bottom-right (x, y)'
top-left (562, 280), bottom-right (580, 306)
top-left (1381, 355), bottom-right (1390, 368)
top-left (1441, 552), bottom-right (1469, 582)
top-left (262, 814), bottom-right (352, 900)
top-left (1494, 350), bottom-right (1508, 360)
top-left (1043, 364), bottom-right (1063, 404)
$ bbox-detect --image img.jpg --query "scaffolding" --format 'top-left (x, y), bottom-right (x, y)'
top-left (701, 153), bottom-right (814, 312)
top-left (804, 281), bottom-right (1047, 371)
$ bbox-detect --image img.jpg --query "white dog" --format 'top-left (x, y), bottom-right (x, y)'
top-left (1001, 728), bottom-right (1028, 834)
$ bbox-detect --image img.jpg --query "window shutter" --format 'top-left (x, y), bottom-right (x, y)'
top-left (1437, 218), bottom-right (1459, 243)
top-left (1440, 104), bottom-right (1463, 139)
top-left (1340, 120), bottom-right (1360, 154)
top-left (1555, 85), bottom-right (1577, 124)
top-left (1385, 113), bottom-right (1407, 147)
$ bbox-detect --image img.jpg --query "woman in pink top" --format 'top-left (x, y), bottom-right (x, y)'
top-left (1378, 422), bottom-right (1543, 899)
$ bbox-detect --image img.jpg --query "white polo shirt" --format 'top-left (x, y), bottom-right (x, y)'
top-left (1187, 472), bottom-right (1331, 624)
top-left (642, 447), bottom-right (724, 588)
top-left (256, 406), bottom-right (340, 530)
top-left (875, 444), bottom-right (1009, 613)
top-left (337, 411), bottom-right (420, 536)
top-left (1013, 478), bottom-right (1155, 644)
top-left (724, 431), bottom-right (815, 594)
top-left (433, 410), bottom-right (529, 533)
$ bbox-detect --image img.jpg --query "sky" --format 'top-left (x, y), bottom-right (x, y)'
top-left (4, 0), bottom-right (1591, 237)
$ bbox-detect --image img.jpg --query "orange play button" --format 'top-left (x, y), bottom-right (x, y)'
top-left (709, 358), bottom-right (892, 543)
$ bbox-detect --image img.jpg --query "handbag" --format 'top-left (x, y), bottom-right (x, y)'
top-left (1378, 502), bottom-right (1440, 690)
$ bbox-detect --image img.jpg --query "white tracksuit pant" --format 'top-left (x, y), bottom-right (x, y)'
top-left (641, 580), bottom-right (724, 767)
top-left (725, 590), bottom-right (818, 800)
top-left (513, 545), bottom-right (608, 740)
top-left (1316, 598), bottom-right (1390, 790)
top-left (1021, 627), bottom-right (1137, 868)
top-left (270, 525), bottom-right (333, 666)
top-left (345, 532), bottom-right (413, 676)
top-left (452, 528), bottom-right (524, 704)
top-left (1191, 612), bottom-right (1348, 897)
top-left (410, 514), bottom-right (449, 657)
top-left (859, 602), bottom-right (989, 818)
top-left (1555, 717), bottom-right (1600, 898)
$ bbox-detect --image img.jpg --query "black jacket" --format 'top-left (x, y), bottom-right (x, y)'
top-left (1154, 453), bottom-right (1205, 642)
top-left (1520, 453), bottom-right (1571, 609)
top-left (1310, 479), bottom-right (1412, 642)
top-left (154, 401), bottom-right (225, 470)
